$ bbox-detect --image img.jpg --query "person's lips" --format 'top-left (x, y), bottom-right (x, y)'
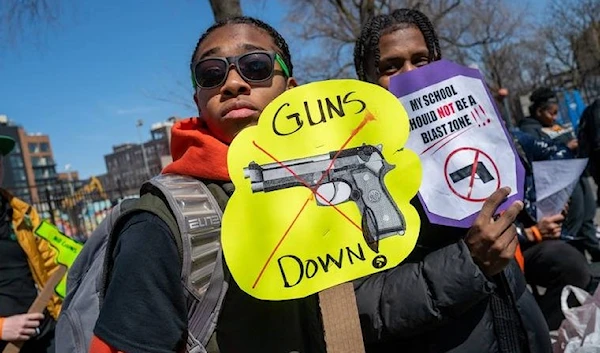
top-left (221, 101), bottom-right (260, 119)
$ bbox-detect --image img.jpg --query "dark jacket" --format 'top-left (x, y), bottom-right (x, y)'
top-left (518, 117), bottom-right (574, 146)
top-left (354, 203), bottom-right (551, 353)
top-left (577, 100), bottom-right (600, 180)
top-left (578, 100), bottom-right (600, 157)
top-left (518, 117), bottom-right (546, 140)
top-left (512, 130), bottom-right (572, 223)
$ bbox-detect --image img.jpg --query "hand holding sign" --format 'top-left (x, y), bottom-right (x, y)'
top-left (537, 214), bottom-right (564, 240)
top-left (0, 313), bottom-right (44, 341)
top-left (0, 223), bottom-right (74, 353)
top-left (464, 187), bottom-right (523, 277)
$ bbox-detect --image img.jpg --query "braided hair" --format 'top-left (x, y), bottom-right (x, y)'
top-left (528, 87), bottom-right (557, 117)
top-left (354, 8), bottom-right (441, 82)
top-left (190, 16), bottom-right (293, 77)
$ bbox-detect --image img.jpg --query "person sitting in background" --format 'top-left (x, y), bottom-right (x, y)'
top-left (518, 87), bottom-right (578, 150)
top-left (511, 129), bottom-right (596, 330)
top-left (517, 88), bottom-right (600, 261)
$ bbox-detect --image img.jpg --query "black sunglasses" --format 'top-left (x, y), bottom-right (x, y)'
top-left (191, 50), bottom-right (290, 89)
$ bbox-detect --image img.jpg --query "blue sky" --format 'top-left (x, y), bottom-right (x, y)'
top-left (0, 0), bottom-right (545, 179)
top-left (0, 0), bottom-right (292, 179)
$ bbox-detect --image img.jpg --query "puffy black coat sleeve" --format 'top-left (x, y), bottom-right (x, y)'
top-left (518, 119), bottom-right (545, 140)
top-left (354, 240), bottom-right (495, 342)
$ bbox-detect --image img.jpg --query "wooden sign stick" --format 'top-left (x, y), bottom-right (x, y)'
top-left (2, 265), bottom-right (67, 353)
top-left (319, 282), bottom-right (366, 353)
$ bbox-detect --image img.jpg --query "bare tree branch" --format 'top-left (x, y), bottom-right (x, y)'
top-left (146, 0), bottom-right (244, 109)
top-left (0, 0), bottom-right (66, 47)
top-left (539, 0), bottom-right (600, 101)
top-left (284, 0), bottom-right (528, 80)
top-left (142, 76), bottom-right (197, 114)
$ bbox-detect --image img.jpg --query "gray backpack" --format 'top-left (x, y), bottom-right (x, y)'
top-left (55, 174), bottom-right (230, 353)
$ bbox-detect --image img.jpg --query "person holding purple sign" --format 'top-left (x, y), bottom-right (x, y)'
top-left (352, 8), bottom-right (551, 353)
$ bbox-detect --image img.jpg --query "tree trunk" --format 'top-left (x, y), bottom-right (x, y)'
top-left (359, 0), bottom-right (375, 27)
top-left (208, 0), bottom-right (243, 22)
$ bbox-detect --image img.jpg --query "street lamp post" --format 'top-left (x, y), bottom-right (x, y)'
top-left (136, 119), bottom-right (151, 179)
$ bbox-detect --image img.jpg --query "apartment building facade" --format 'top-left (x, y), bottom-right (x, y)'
top-left (101, 119), bottom-right (175, 199)
top-left (0, 116), bottom-right (58, 203)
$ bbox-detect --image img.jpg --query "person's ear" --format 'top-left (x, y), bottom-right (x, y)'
top-left (286, 77), bottom-right (298, 90)
top-left (193, 92), bottom-right (202, 117)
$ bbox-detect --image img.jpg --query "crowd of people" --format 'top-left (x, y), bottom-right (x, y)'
top-left (1, 7), bottom-right (600, 353)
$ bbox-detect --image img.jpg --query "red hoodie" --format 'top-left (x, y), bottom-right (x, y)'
top-left (91, 117), bottom-right (226, 353)
top-left (162, 117), bottom-right (230, 180)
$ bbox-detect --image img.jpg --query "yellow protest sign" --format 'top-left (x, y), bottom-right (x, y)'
top-left (222, 79), bottom-right (422, 300)
top-left (35, 221), bottom-right (83, 298)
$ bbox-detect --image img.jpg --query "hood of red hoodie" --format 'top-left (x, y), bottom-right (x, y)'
top-left (161, 117), bottom-right (230, 181)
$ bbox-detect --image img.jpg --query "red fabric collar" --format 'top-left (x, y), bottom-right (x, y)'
top-left (162, 118), bottom-right (230, 181)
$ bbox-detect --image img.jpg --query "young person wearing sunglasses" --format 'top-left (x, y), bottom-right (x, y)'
top-left (351, 8), bottom-right (551, 353)
top-left (89, 17), bottom-right (326, 353)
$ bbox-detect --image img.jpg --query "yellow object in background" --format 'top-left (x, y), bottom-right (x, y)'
top-left (35, 221), bottom-right (83, 298)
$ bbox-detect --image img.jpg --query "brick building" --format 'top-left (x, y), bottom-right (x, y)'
top-left (0, 115), bottom-right (58, 203)
top-left (100, 118), bottom-right (176, 199)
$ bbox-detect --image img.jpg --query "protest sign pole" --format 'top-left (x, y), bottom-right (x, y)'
top-left (319, 282), bottom-right (366, 353)
top-left (3, 222), bottom-right (82, 353)
top-left (2, 265), bottom-right (67, 353)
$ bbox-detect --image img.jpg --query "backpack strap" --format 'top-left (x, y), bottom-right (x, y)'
top-left (145, 175), bottom-right (227, 350)
top-left (100, 174), bottom-right (229, 352)
top-left (91, 198), bottom-right (138, 295)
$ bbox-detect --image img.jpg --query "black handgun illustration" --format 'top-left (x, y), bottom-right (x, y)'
top-left (243, 144), bottom-right (405, 253)
top-left (449, 162), bottom-right (495, 184)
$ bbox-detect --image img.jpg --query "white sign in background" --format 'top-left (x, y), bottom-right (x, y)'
top-left (533, 158), bottom-right (588, 220)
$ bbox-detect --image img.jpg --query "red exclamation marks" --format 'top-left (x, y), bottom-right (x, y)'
top-left (474, 108), bottom-right (485, 126)
top-left (471, 111), bottom-right (480, 127)
top-left (478, 105), bottom-right (491, 124)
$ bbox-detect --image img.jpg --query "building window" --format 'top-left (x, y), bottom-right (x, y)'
top-left (34, 167), bottom-right (56, 181)
top-left (153, 131), bottom-right (165, 140)
top-left (9, 155), bottom-right (23, 168)
top-left (28, 143), bottom-right (38, 153)
top-left (12, 143), bottom-right (21, 154)
top-left (34, 169), bottom-right (46, 180)
top-left (12, 168), bottom-right (26, 181)
top-left (40, 143), bottom-right (50, 152)
top-left (31, 157), bottom-right (53, 167)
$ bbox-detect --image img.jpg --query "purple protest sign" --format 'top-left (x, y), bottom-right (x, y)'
top-left (389, 59), bottom-right (525, 228)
